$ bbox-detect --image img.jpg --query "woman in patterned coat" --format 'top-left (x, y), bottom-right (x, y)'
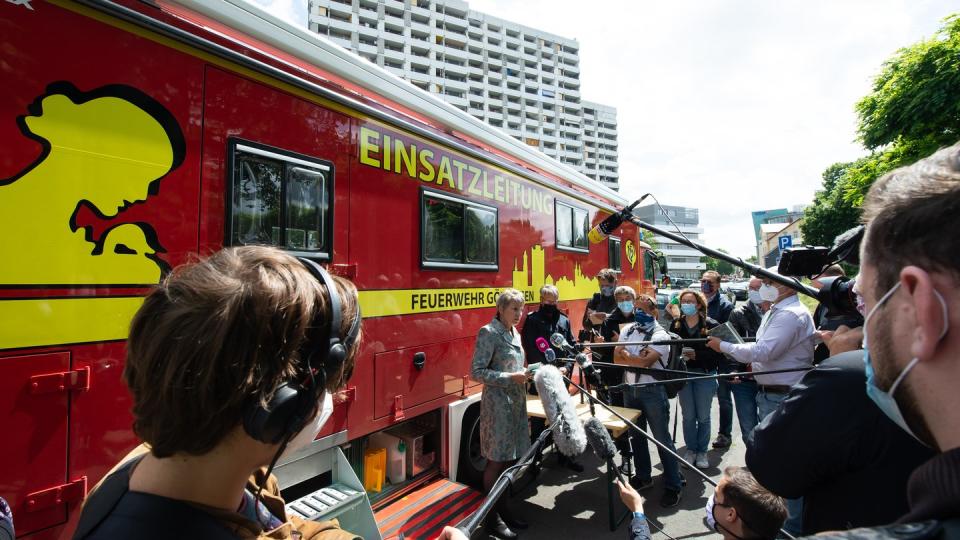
top-left (471, 288), bottom-right (530, 539)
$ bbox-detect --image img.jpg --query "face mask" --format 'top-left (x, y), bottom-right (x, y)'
top-left (759, 283), bottom-right (780, 303)
top-left (540, 304), bottom-right (558, 317)
top-left (280, 392), bottom-right (334, 460)
top-left (618, 300), bottom-right (634, 314)
top-left (705, 492), bottom-right (718, 531)
top-left (601, 285), bottom-right (615, 297)
top-left (707, 492), bottom-right (748, 540)
top-left (634, 309), bottom-right (655, 329)
top-left (702, 282), bottom-right (714, 294)
top-left (681, 303), bottom-right (697, 316)
top-left (747, 289), bottom-right (763, 305)
top-left (863, 282), bottom-right (948, 445)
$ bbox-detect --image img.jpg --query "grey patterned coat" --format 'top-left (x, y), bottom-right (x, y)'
top-left (471, 317), bottom-right (531, 461)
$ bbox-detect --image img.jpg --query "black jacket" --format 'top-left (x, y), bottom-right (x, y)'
top-left (729, 302), bottom-right (763, 339)
top-left (521, 307), bottom-right (575, 366)
top-left (746, 351), bottom-right (934, 535)
top-left (597, 308), bottom-right (634, 386)
top-left (582, 291), bottom-right (617, 334)
top-left (669, 316), bottom-right (723, 372)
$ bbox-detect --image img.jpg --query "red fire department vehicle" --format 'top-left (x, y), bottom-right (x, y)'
top-left (0, 1), bottom-right (659, 538)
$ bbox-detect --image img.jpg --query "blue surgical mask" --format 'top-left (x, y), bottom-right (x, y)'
top-left (634, 309), bottom-right (655, 329)
top-left (618, 300), bottom-right (634, 314)
top-left (680, 304), bottom-right (697, 316)
top-left (601, 285), bottom-right (615, 297)
top-left (701, 281), bottom-right (714, 294)
top-left (748, 289), bottom-right (763, 305)
top-left (863, 281), bottom-right (949, 445)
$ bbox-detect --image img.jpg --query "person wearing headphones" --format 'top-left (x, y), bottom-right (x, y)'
top-left (72, 246), bottom-right (362, 540)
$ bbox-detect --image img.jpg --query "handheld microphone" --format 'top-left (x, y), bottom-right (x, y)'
top-left (587, 195), bottom-right (648, 244)
top-left (550, 333), bottom-right (581, 356)
top-left (535, 336), bottom-right (550, 353)
top-left (575, 352), bottom-right (603, 387)
top-left (534, 365), bottom-right (586, 457)
top-left (584, 416), bottom-right (623, 483)
top-left (544, 348), bottom-right (558, 365)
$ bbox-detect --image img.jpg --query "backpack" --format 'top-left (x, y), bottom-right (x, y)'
top-left (624, 325), bottom-right (687, 399)
top-left (655, 329), bottom-right (687, 399)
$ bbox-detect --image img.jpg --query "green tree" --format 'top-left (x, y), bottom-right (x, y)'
top-left (800, 161), bottom-right (863, 247)
top-left (802, 14), bottom-right (960, 238)
top-left (703, 249), bottom-right (735, 276)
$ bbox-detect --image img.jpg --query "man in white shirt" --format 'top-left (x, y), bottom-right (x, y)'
top-left (706, 268), bottom-right (815, 420)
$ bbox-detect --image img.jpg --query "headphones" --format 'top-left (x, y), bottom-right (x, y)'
top-left (242, 257), bottom-right (361, 445)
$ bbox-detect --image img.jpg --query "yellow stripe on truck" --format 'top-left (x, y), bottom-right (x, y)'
top-left (0, 297), bottom-right (144, 350)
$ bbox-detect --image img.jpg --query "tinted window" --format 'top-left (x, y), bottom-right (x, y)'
top-left (556, 200), bottom-right (589, 252)
top-left (608, 237), bottom-right (622, 271)
top-left (422, 191), bottom-right (498, 269)
top-left (230, 142), bottom-right (332, 258)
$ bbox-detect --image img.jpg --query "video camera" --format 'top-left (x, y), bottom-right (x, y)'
top-left (777, 226), bottom-right (863, 318)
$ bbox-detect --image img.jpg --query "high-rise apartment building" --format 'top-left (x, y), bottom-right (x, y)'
top-left (308, 0), bottom-right (620, 191)
top-left (633, 205), bottom-right (706, 280)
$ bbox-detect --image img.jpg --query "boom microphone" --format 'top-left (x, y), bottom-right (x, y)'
top-left (584, 416), bottom-right (623, 483)
top-left (535, 336), bottom-right (550, 353)
top-left (534, 365), bottom-right (586, 457)
top-left (588, 195), bottom-right (648, 244)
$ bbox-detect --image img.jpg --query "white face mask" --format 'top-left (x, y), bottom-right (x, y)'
top-left (747, 289), bottom-right (763, 305)
top-left (758, 283), bottom-right (780, 303)
top-left (280, 392), bottom-right (334, 460)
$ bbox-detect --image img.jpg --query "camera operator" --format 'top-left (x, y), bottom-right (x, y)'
top-left (808, 142), bottom-right (960, 539)
top-left (811, 265), bottom-right (864, 363)
top-left (593, 285), bottom-right (638, 406)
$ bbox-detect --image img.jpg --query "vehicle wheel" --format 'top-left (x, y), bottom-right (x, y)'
top-left (457, 404), bottom-right (486, 490)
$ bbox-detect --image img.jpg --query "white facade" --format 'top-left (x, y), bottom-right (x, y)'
top-left (634, 205), bottom-right (706, 280)
top-left (308, 0), bottom-right (619, 190)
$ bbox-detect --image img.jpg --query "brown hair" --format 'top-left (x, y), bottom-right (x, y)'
top-left (862, 142), bottom-right (960, 297)
top-left (679, 289), bottom-right (708, 322)
top-left (124, 246), bottom-right (361, 458)
top-left (721, 466), bottom-right (787, 540)
top-left (702, 270), bottom-right (721, 285)
top-left (636, 293), bottom-right (659, 321)
top-left (596, 268), bottom-right (619, 283)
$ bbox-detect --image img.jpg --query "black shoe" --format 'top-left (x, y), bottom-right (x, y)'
top-left (659, 489), bottom-right (682, 508)
top-left (486, 515), bottom-right (519, 539)
top-left (629, 476), bottom-right (654, 491)
top-left (500, 511), bottom-right (529, 530)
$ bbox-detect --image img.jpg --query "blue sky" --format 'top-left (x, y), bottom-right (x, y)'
top-left (247, 0), bottom-right (956, 259)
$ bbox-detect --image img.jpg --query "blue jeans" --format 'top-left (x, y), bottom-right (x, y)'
top-left (717, 367), bottom-right (734, 437)
top-left (730, 379), bottom-right (759, 443)
top-left (623, 385), bottom-right (683, 491)
top-left (757, 389), bottom-right (803, 535)
top-left (677, 369), bottom-right (717, 453)
top-left (757, 388), bottom-right (786, 420)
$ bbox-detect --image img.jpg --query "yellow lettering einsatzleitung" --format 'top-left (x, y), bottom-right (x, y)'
top-left (358, 125), bottom-right (553, 216)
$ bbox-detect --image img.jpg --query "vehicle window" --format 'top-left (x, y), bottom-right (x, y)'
top-left (229, 141), bottom-right (332, 259)
top-left (556, 200), bottom-right (589, 252)
top-left (608, 236), bottom-right (621, 272)
top-left (643, 249), bottom-right (656, 281)
top-left (422, 190), bottom-right (498, 270)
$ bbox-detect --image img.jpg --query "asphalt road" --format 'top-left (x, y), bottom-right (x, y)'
top-left (487, 394), bottom-right (746, 540)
